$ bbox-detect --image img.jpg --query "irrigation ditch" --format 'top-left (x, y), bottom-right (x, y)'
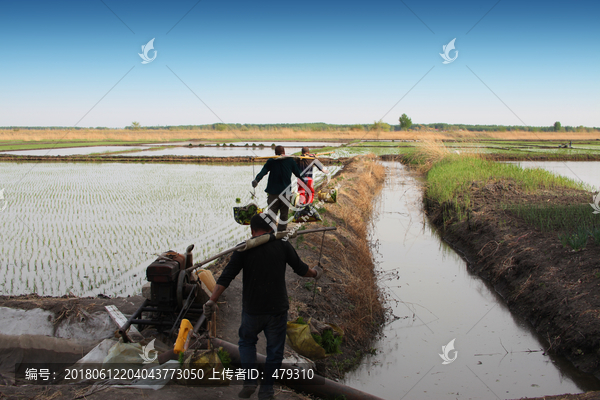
top-left (385, 152), bottom-right (600, 397)
top-left (424, 181), bottom-right (600, 376)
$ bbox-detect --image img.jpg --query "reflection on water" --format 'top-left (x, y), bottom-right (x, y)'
top-left (343, 162), bottom-right (599, 400)
top-left (0, 142), bottom-right (342, 158)
top-left (511, 161), bottom-right (600, 192)
top-left (145, 141), bottom-right (342, 147)
top-left (121, 146), bottom-right (303, 157)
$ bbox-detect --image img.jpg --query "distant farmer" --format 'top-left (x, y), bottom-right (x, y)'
top-left (203, 214), bottom-right (322, 400)
top-left (252, 146), bottom-right (303, 232)
top-left (295, 147), bottom-right (328, 205)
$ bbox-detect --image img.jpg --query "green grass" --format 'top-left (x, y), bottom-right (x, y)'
top-left (425, 156), bottom-right (586, 209)
top-left (312, 329), bottom-right (343, 354)
top-left (217, 348), bottom-right (232, 369)
top-left (558, 228), bottom-right (589, 251)
top-left (504, 204), bottom-right (599, 232)
top-left (591, 227), bottom-right (600, 243)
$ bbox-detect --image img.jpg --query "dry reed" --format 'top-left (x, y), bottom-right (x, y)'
top-left (3, 128), bottom-right (599, 143)
top-left (325, 155), bottom-right (386, 345)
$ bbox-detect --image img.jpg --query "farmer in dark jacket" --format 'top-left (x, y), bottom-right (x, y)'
top-left (203, 214), bottom-right (322, 400)
top-left (252, 146), bottom-right (303, 232)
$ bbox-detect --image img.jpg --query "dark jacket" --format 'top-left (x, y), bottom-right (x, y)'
top-left (255, 158), bottom-right (303, 195)
top-left (216, 235), bottom-right (309, 315)
top-left (296, 155), bottom-right (325, 179)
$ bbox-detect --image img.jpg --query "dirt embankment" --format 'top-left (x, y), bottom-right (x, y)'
top-left (0, 154), bottom-right (350, 165)
top-left (208, 155), bottom-right (387, 379)
top-left (424, 180), bottom-right (600, 379)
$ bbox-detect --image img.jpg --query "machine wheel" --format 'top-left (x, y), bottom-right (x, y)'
top-left (176, 271), bottom-right (190, 309)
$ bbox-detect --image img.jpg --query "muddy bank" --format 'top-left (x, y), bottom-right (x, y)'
top-left (423, 180), bottom-right (600, 380)
top-left (0, 153), bottom-right (349, 165)
top-left (208, 155), bottom-right (387, 379)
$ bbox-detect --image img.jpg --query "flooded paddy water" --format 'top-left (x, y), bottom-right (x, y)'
top-left (0, 162), bottom-right (338, 297)
top-left (0, 146), bottom-right (150, 156)
top-left (121, 146), bottom-right (304, 158)
top-left (512, 161), bottom-right (600, 192)
top-left (0, 141), bottom-right (342, 157)
top-left (344, 162), bottom-right (600, 399)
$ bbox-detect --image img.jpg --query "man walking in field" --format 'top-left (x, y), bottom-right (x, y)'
top-left (203, 214), bottom-right (322, 400)
top-left (252, 146), bottom-right (303, 232)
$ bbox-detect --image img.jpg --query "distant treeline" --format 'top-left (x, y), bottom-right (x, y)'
top-left (3, 123), bottom-right (599, 132)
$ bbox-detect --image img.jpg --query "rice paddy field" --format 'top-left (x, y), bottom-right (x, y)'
top-left (322, 140), bottom-right (600, 160)
top-left (0, 162), bottom-right (339, 297)
top-left (2, 138), bottom-right (600, 159)
top-left (326, 140), bottom-right (600, 158)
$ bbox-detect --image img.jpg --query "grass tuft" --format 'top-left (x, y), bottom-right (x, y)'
top-left (558, 228), bottom-right (589, 251)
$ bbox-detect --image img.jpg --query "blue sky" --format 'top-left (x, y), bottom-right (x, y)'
top-left (0, 0), bottom-right (598, 128)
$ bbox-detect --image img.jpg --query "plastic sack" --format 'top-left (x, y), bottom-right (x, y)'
top-left (177, 348), bottom-right (230, 386)
top-left (76, 339), bottom-right (118, 365)
top-left (286, 318), bottom-right (344, 360)
top-left (103, 341), bottom-right (157, 366)
top-left (317, 188), bottom-right (337, 203)
top-left (128, 360), bottom-right (180, 390)
top-left (286, 318), bottom-right (327, 360)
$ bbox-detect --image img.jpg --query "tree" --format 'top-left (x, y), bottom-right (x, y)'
top-left (130, 121), bottom-right (141, 130)
top-left (370, 120), bottom-right (390, 132)
top-left (399, 114), bottom-right (412, 130)
top-left (554, 121), bottom-right (561, 132)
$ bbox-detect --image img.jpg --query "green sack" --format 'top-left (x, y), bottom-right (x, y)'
top-left (233, 203), bottom-right (263, 225)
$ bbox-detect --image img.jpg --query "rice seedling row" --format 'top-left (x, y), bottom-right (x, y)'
top-left (0, 163), bottom-right (279, 297)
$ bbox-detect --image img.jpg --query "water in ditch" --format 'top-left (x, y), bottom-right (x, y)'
top-left (343, 161), bottom-right (600, 400)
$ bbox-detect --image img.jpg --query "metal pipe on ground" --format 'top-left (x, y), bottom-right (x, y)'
top-left (210, 338), bottom-right (384, 400)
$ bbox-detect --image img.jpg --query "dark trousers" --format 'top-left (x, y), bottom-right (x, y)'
top-left (238, 311), bottom-right (288, 399)
top-left (266, 194), bottom-right (290, 232)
